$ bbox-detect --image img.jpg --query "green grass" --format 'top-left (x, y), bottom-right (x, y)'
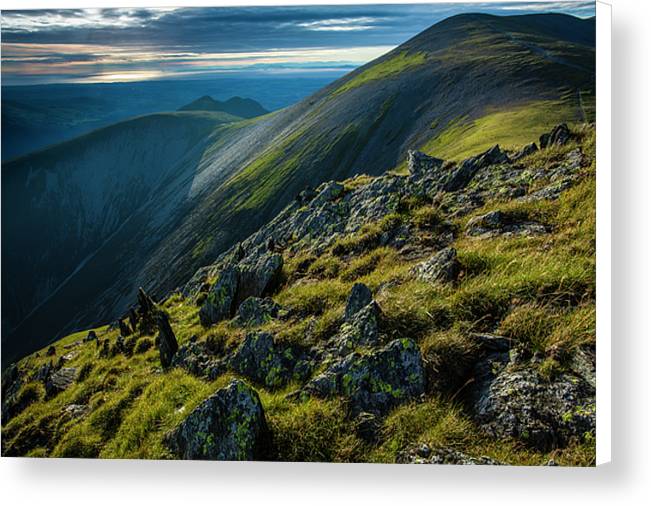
top-left (333, 51), bottom-right (428, 96)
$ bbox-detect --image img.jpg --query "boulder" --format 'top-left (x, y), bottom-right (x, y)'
top-left (155, 310), bottom-right (179, 368)
top-left (512, 142), bottom-right (538, 161)
top-left (540, 123), bottom-right (571, 148)
top-left (137, 287), bottom-right (158, 335)
top-left (46, 345), bottom-right (56, 357)
top-left (304, 338), bottom-right (426, 416)
top-left (344, 283), bottom-right (373, 321)
top-left (236, 252), bottom-right (283, 306)
top-left (407, 150), bottom-right (444, 176)
top-left (164, 379), bottom-right (268, 460)
top-left (118, 319), bottom-right (132, 337)
top-left (411, 247), bottom-right (460, 284)
top-left (444, 145), bottom-right (509, 192)
top-left (84, 330), bottom-right (97, 342)
top-left (229, 332), bottom-right (293, 388)
top-left (45, 367), bottom-right (77, 397)
top-left (312, 181), bottom-right (344, 206)
top-left (199, 266), bottom-right (239, 326)
top-left (334, 302), bottom-right (381, 354)
top-left (469, 357), bottom-right (595, 451)
top-left (234, 297), bottom-right (282, 327)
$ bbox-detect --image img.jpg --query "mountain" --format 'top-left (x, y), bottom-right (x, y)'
top-left (1, 13), bottom-right (595, 365)
top-left (178, 96), bottom-right (269, 118)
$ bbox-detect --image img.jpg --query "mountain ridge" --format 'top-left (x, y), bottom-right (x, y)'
top-left (2, 13), bottom-right (596, 364)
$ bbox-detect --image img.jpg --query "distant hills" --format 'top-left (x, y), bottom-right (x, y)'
top-left (1, 13), bottom-right (595, 363)
top-left (179, 96), bottom-right (269, 118)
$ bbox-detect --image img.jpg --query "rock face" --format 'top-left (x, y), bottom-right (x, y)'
top-left (470, 355), bottom-right (595, 451)
top-left (234, 297), bottom-right (282, 327)
top-left (229, 332), bottom-right (294, 388)
top-left (155, 310), bottom-right (179, 368)
top-left (305, 338), bottom-right (425, 416)
top-left (164, 379), bottom-right (268, 460)
top-left (411, 247), bottom-right (460, 284)
top-left (199, 266), bottom-right (239, 326)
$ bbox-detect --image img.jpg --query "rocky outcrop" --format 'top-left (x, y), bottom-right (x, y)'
top-left (444, 145), bottom-right (509, 192)
top-left (540, 123), bottom-right (571, 148)
top-left (466, 210), bottom-right (548, 238)
top-left (512, 142), bottom-right (538, 161)
top-left (233, 297), bottom-right (283, 327)
top-left (470, 354), bottom-right (595, 451)
top-left (411, 247), bottom-right (460, 284)
top-left (229, 332), bottom-right (296, 388)
top-left (407, 150), bottom-right (444, 177)
top-left (45, 367), bottom-right (77, 397)
top-left (344, 283), bottom-right (373, 321)
top-left (199, 266), bottom-right (239, 326)
top-left (304, 338), bottom-right (425, 416)
top-left (164, 379), bottom-right (268, 460)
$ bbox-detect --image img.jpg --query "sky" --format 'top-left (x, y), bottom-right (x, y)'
top-left (1, 1), bottom-right (596, 86)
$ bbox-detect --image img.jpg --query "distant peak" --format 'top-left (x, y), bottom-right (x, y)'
top-left (178, 95), bottom-right (269, 119)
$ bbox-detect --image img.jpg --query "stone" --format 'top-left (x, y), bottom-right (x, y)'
top-left (312, 181), bottom-right (344, 206)
top-left (118, 319), bottom-right (132, 337)
top-left (155, 310), bottom-right (179, 368)
top-left (470, 333), bottom-right (512, 353)
top-left (407, 150), bottom-right (444, 176)
top-left (444, 145), bottom-right (509, 192)
top-left (62, 404), bottom-right (91, 420)
top-left (46, 345), bottom-right (56, 357)
top-left (84, 330), bottom-right (97, 342)
top-left (304, 338), bottom-right (426, 416)
top-left (334, 302), bottom-right (381, 354)
top-left (344, 283), bottom-right (373, 321)
top-left (411, 247), bottom-right (460, 284)
top-left (540, 123), bottom-right (571, 148)
top-left (512, 142), bottom-right (538, 161)
top-left (229, 332), bottom-right (293, 388)
top-left (466, 210), bottom-right (548, 238)
top-left (45, 367), bottom-right (77, 397)
top-left (199, 266), bottom-right (239, 326)
top-left (469, 357), bottom-right (595, 451)
top-left (398, 445), bottom-right (503, 465)
top-left (164, 379), bottom-right (268, 460)
top-left (236, 252), bottom-right (283, 306)
top-left (233, 297), bottom-right (282, 327)
top-left (137, 287), bottom-right (158, 335)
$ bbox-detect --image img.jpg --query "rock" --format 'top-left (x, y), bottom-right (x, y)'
top-left (398, 445), bottom-right (503, 465)
top-left (469, 358), bottom-right (595, 451)
top-left (344, 283), bottom-right (373, 321)
top-left (304, 338), bottom-right (426, 416)
top-left (312, 181), bottom-right (344, 206)
top-left (118, 319), bottom-right (132, 337)
top-left (540, 123), bottom-right (571, 148)
top-left (512, 142), bottom-right (538, 161)
top-left (62, 404), bottom-right (90, 420)
top-left (35, 362), bottom-right (53, 382)
top-left (466, 210), bottom-right (548, 238)
top-left (470, 333), bottom-right (512, 353)
top-left (164, 379), bottom-right (268, 460)
top-left (334, 302), bottom-right (381, 354)
top-left (155, 311), bottom-right (179, 368)
top-left (137, 287), bottom-right (158, 335)
top-left (407, 150), bottom-right (444, 176)
top-left (229, 332), bottom-right (293, 388)
top-left (444, 145), bottom-right (509, 192)
top-left (45, 367), bottom-right (77, 397)
top-left (233, 297), bottom-right (282, 327)
top-left (84, 330), bottom-right (97, 342)
top-left (199, 266), bottom-right (239, 326)
top-left (236, 252), bottom-right (283, 306)
top-left (128, 308), bottom-right (138, 333)
top-left (46, 345), bottom-right (56, 357)
top-left (411, 247), bottom-right (460, 284)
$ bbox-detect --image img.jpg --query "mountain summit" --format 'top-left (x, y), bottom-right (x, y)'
top-left (1, 13), bottom-right (595, 364)
top-left (178, 96), bottom-right (269, 118)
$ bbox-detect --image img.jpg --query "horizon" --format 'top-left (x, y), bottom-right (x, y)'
top-left (2, 2), bottom-right (595, 86)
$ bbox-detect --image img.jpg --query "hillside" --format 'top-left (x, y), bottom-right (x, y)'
top-left (1, 123), bottom-right (596, 464)
top-left (2, 13), bottom-right (595, 366)
top-left (178, 96), bottom-right (269, 118)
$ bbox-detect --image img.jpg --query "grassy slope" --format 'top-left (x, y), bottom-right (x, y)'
top-left (2, 126), bottom-right (595, 464)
